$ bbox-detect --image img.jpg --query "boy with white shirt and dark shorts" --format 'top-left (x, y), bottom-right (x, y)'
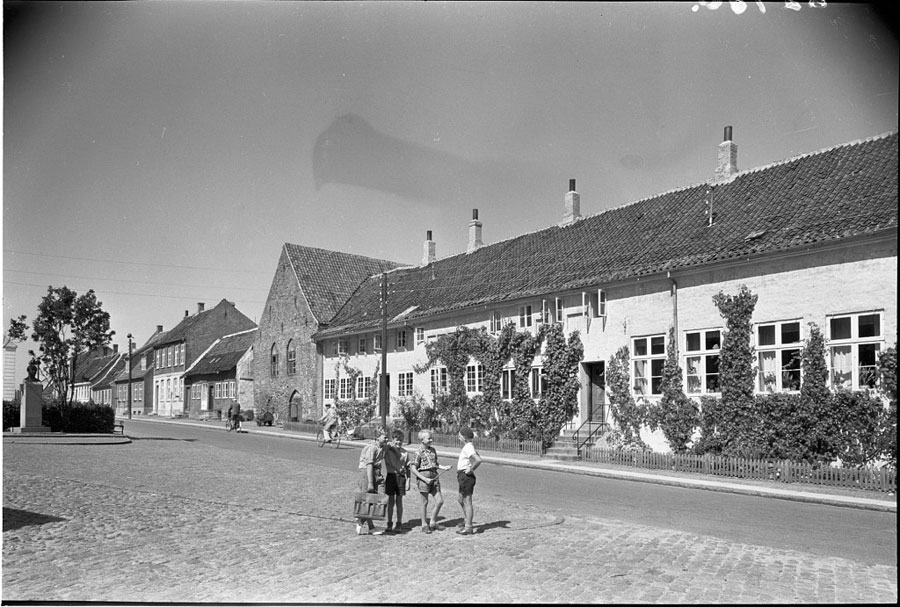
top-left (455, 426), bottom-right (482, 536)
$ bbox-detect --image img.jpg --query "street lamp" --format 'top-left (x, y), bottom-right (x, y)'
top-left (127, 333), bottom-right (133, 420)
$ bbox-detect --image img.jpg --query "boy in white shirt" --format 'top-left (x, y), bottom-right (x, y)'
top-left (455, 426), bottom-right (482, 535)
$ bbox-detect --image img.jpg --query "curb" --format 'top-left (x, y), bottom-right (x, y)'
top-left (22, 416), bottom-right (894, 513)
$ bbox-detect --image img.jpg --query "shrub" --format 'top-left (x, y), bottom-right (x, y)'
top-left (42, 399), bottom-right (115, 433)
top-left (648, 327), bottom-right (700, 453)
top-left (3, 400), bottom-right (21, 431)
top-left (606, 345), bottom-right (647, 449)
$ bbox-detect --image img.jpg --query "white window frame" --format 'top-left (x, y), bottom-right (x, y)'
top-left (374, 333), bottom-right (383, 352)
top-left (356, 376), bottom-right (373, 399)
top-left (430, 368), bottom-right (448, 395)
top-left (827, 311), bottom-right (884, 390)
top-left (530, 367), bottom-right (546, 398)
top-left (339, 377), bottom-right (354, 400)
top-left (398, 372), bottom-right (414, 397)
top-left (501, 368), bottom-right (516, 400)
top-left (490, 310), bottom-right (502, 333)
top-left (519, 305), bottom-right (533, 328)
top-left (397, 330), bottom-right (408, 349)
top-left (358, 336), bottom-right (367, 354)
top-left (632, 334), bottom-right (666, 397)
top-left (324, 378), bottom-right (336, 400)
top-left (338, 339), bottom-right (350, 356)
top-left (555, 298), bottom-right (564, 324)
top-left (466, 364), bottom-right (484, 394)
top-left (415, 327), bottom-right (425, 346)
top-left (756, 319), bottom-right (803, 393)
top-left (684, 329), bottom-right (722, 395)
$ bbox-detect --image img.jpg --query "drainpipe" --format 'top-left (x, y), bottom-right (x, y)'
top-left (668, 271), bottom-right (678, 354)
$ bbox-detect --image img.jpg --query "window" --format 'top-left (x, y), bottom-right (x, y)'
top-left (215, 382), bottom-right (222, 399)
top-left (324, 378), bottom-right (336, 400)
top-left (358, 336), bottom-right (367, 354)
top-left (828, 312), bottom-right (883, 390)
top-left (338, 339), bottom-right (350, 356)
top-left (339, 377), bottom-right (354, 400)
top-left (135, 383), bottom-right (143, 402)
top-left (415, 327), bottom-right (425, 346)
top-left (191, 384), bottom-right (200, 399)
top-left (555, 298), bottom-right (564, 324)
top-left (174, 344), bottom-right (180, 367)
top-left (519, 305), bottom-right (533, 328)
top-left (589, 289), bottom-right (607, 317)
top-left (286, 340), bottom-right (296, 375)
top-left (633, 334), bottom-right (666, 396)
top-left (501, 369), bottom-right (516, 400)
top-left (490, 310), bottom-right (502, 333)
top-left (167, 346), bottom-right (172, 367)
top-left (397, 330), bottom-right (407, 349)
top-left (685, 329), bottom-right (721, 394)
top-left (155, 350), bottom-right (161, 369)
top-left (229, 381), bottom-right (236, 399)
top-left (142, 355), bottom-right (148, 371)
top-left (430, 368), bottom-right (448, 395)
top-left (118, 385), bottom-right (127, 403)
top-left (540, 300), bottom-right (552, 324)
top-left (530, 368), bottom-right (546, 397)
top-left (270, 344), bottom-right (279, 378)
top-left (466, 364), bottom-right (484, 394)
top-left (374, 333), bottom-right (382, 352)
top-left (398, 372), bottom-right (414, 397)
top-left (180, 344), bottom-right (185, 366)
top-left (756, 320), bottom-right (802, 392)
top-left (357, 376), bottom-right (373, 399)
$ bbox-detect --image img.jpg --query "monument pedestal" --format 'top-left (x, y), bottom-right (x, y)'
top-left (13, 380), bottom-right (50, 433)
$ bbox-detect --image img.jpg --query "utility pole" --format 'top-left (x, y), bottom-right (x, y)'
top-left (379, 272), bottom-right (388, 430)
top-left (127, 333), bottom-right (133, 420)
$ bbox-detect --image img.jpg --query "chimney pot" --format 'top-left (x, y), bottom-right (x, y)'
top-left (185, 310), bottom-right (189, 317)
top-left (467, 210), bottom-right (483, 254)
top-left (724, 125), bottom-right (733, 142)
top-left (426, 230), bottom-right (432, 240)
top-left (569, 178), bottom-right (576, 192)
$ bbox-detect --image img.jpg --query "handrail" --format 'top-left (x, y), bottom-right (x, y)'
top-left (572, 419), bottom-right (609, 453)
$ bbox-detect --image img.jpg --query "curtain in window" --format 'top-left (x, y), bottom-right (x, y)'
top-left (758, 351), bottom-right (777, 392)
top-left (830, 346), bottom-right (852, 389)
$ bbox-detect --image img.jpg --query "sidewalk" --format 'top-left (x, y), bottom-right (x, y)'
top-left (8, 415), bottom-right (896, 512)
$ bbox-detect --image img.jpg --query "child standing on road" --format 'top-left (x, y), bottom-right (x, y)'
top-left (355, 429), bottom-right (388, 536)
top-left (455, 426), bottom-right (482, 536)
top-left (383, 429), bottom-right (410, 533)
top-left (409, 429), bottom-right (451, 534)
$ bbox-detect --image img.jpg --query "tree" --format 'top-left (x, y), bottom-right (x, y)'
top-left (650, 326), bottom-right (699, 453)
top-left (8, 286), bottom-right (114, 409)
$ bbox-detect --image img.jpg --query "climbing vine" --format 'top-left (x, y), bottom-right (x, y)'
top-left (647, 326), bottom-right (699, 453)
top-left (536, 324), bottom-right (584, 448)
top-left (605, 345), bottom-right (647, 449)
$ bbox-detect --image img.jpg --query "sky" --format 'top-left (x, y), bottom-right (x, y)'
top-left (2, 1), bottom-right (898, 386)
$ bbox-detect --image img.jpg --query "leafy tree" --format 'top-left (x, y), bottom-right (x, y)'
top-left (536, 324), bottom-right (583, 448)
top-left (649, 326), bottom-right (699, 453)
top-left (8, 287), bottom-right (114, 410)
top-left (606, 345), bottom-right (647, 449)
top-left (877, 345), bottom-right (897, 469)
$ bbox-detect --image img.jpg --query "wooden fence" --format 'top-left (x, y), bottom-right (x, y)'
top-left (580, 448), bottom-right (896, 493)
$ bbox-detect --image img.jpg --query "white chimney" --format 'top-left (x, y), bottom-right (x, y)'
top-left (197, 302), bottom-right (205, 314)
top-left (563, 178), bottom-right (582, 225)
top-left (467, 209), bottom-right (483, 254)
top-left (422, 230), bottom-right (436, 265)
top-left (716, 125), bottom-right (738, 182)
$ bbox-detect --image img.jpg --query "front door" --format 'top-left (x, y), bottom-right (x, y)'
top-left (588, 362), bottom-right (606, 423)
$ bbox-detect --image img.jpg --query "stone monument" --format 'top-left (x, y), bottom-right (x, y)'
top-left (13, 361), bottom-right (50, 433)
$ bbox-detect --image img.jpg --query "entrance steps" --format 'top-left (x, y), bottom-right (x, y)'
top-left (543, 422), bottom-right (609, 461)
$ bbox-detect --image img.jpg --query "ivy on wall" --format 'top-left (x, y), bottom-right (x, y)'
top-left (605, 345), bottom-right (647, 449)
top-left (647, 326), bottom-right (699, 453)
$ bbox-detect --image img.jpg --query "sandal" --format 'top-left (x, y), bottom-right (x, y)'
top-left (456, 527), bottom-right (475, 535)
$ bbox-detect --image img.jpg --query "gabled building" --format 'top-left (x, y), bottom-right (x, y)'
top-left (150, 300), bottom-right (256, 417)
top-left (184, 327), bottom-right (256, 420)
top-left (113, 325), bottom-right (168, 416)
top-left (70, 345), bottom-right (122, 404)
top-left (309, 128), bottom-right (897, 451)
top-left (253, 244), bottom-right (401, 424)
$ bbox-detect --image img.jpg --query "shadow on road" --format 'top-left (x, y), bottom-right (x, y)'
top-left (3, 507), bottom-right (66, 532)
top-left (128, 437), bottom-right (198, 442)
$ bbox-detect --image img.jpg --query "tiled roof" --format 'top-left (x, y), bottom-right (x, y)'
top-left (184, 328), bottom-right (256, 378)
top-left (155, 299), bottom-right (257, 367)
top-left (92, 356), bottom-right (126, 390)
top-left (316, 131), bottom-right (898, 337)
top-left (284, 244), bottom-right (402, 324)
top-left (72, 350), bottom-right (119, 383)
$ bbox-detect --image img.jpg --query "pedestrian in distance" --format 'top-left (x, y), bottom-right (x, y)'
top-left (319, 403), bottom-right (338, 442)
top-left (232, 401), bottom-right (242, 432)
top-left (455, 426), bottom-right (482, 535)
top-left (383, 429), bottom-right (410, 533)
top-left (409, 429), bottom-right (451, 534)
top-left (355, 428), bottom-right (388, 536)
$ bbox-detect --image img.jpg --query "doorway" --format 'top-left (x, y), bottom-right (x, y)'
top-left (586, 362), bottom-right (606, 423)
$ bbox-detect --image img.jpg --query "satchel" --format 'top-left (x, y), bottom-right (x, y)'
top-left (352, 491), bottom-right (389, 521)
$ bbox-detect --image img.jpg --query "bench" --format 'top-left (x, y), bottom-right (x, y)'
top-left (113, 421), bottom-right (125, 435)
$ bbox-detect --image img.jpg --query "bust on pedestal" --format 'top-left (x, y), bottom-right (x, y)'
top-left (13, 361), bottom-right (50, 433)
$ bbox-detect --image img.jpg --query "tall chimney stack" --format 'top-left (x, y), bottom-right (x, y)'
top-left (716, 125), bottom-right (738, 182)
top-left (156, 325), bottom-right (163, 333)
top-left (422, 230), bottom-right (436, 266)
top-left (563, 178), bottom-right (582, 225)
top-left (467, 209), bottom-right (483, 254)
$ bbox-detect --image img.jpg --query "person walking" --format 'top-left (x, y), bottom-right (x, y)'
top-left (455, 426), bottom-right (482, 536)
top-left (409, 429), bottom-right (451, 534)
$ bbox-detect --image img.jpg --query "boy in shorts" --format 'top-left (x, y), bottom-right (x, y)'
top-left (355, 429), bottom-right (387, 536)
top-left (409, 429), bottom-right (451, 534)
top-left (383, 429), bottom-right (410, 532)
top-left (455, 426), bottom-right (482, 535)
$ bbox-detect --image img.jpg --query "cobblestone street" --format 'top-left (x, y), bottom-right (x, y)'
top-left (3, 439), bottom-right (897, 603)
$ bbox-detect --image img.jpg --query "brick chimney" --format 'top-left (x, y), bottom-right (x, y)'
top-left (422, 230), bottom-right (436, 266)
top-left (197, 302), bottom-right (205, 314)
top-left (715, 125), bottom-right (738, 182)
top-left (563, 178), bottom-right (582, 225)
top-left (467, 209), bottom-right (483, 254)
top-left (156, 325), bottom-right (163, 333)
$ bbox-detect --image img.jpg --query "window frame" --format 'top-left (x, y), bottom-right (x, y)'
top-left (286, 340), bottom-right (297, 375)
top-left (466, 363), bottom-right (484, 394)
top-left (755, 319), bottom-right (803, 393)
top-left (397, 372), bottom-right (414, 397)
top-left (430, 367), bottom-right (448, 395)
top-left (827, 311), bottom-right (884, 390)
top-left (684, 328), bottom-right (722, 395)
top-left (632, 334), bottom-right (667, 397)
top-left (519, 304), bottom-right (533, 328)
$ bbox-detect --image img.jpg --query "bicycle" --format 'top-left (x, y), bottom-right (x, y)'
top-left (316, 422), bottom-right (342, 448)
top-left (226, 415), bottom-right (243, 433)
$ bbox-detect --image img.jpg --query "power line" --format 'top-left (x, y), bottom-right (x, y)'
top-left (3, 248), bottom-right (262, 274)
top-left (3, 268), bottom-right (268, 292)
top-left (3, 280), bottom-right (266, 305)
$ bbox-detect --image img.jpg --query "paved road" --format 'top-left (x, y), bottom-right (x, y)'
top-left (2, 426), bottom-right (897, 603)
